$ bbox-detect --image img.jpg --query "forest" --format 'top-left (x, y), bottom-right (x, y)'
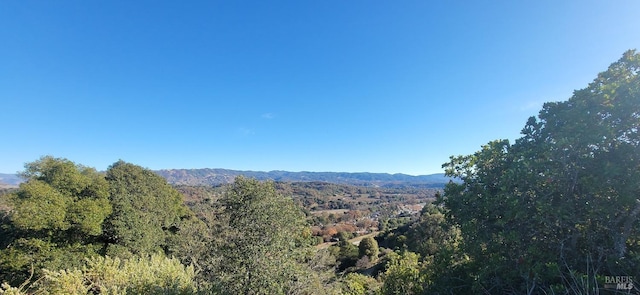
top-left (0, 50), bottom-right (639, 294)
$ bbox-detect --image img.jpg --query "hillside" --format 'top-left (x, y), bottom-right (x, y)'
top-left (0, 169), bottom-right (453, 188)
top-left (0, 173), bottom-right (22, 188)
top-left (155, 168), bottom-right (452, 188)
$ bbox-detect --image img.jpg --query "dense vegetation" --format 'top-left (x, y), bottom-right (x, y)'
top-left (378, 50), bottom-right (640, 294)
top-left (1, 50), bottom-right (639, 294)
top-left (176, 180), bottom-right (437, 212)
top-left (436, 50), bottom-right (640, 294)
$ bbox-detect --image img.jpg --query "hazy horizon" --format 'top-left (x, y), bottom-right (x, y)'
top-left (0, 166), bottom-right (447, 177)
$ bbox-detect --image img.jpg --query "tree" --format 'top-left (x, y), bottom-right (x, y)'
top-left (405, 203), bottom-right (460, 258)
top-left (0, 156), bottom-right (111, 285)
top-left (441, 50), bottom-right (640, 293)
top-left (0, 157), bottom-right (203, 292)
top-left (358, 237), bottom-right (379, 262)
top-left (103, 161), bottom-right (191, 256)
top-left (211, 177), bottom-right (316, 295)
top-left (330, 239), bottom-right (359, 271)
top-left (341, 273), bottom-right (380, 295)
top-left (379, 251), bottom-right (425, 295)
top-left (12, 156), bottom-right (111, 238)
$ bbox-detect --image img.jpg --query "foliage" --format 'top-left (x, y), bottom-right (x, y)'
top-left (0, 156), bottom-right (112, 285)
top-left (378, 202), bottom-right (460, 259)
top-left (378, 216), bottom-right (412, 232)
top-left (166, 215), bottom-right (212, 275)
top-left (358, 237), bottom-right (379, 262)
top-left (0, 158), bottom-right (198, 287)
top-left (340, 273), bottom-right (380, 295)
top-left (404, 203), bottom-right (460, 257)
top-left (329, 240), bottom-right (360, 271)
top-left (0, 283), bottom-right (25, 295)
top-left (0, 238), bottom-right (103, 286)
top-left (374, 202), bottom-right (469, 293)
top-left (1, 254), bottom-right (197, 295)
top-left (379, 251), bottom-right (425, 295)
top-left (210, 176), bottom-right (318, 294)
top-left (441, 50), bottom-right (640, 293)
top-left (103, 160), bottom-right (191, 256)
top-left (12, 156), bottom-right (112, 237)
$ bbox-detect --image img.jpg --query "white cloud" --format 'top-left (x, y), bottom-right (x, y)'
top-left (261, 113), bottom-right (275, 119)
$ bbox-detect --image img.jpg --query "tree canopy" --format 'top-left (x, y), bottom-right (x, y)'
top-left (0, 157), bottom-right (112, 285)
top-left (103, 160), bottom-right (191, 256)
top-left (211, 176), bottom-right (317, 295)
top-left (0, 158), bottom-right (195, 287)
top-left (12, 156), bottom-right (111, 238)
top-left (441, 50), bottom-right (640, 293)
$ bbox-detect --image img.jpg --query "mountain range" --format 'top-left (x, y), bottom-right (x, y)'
top-left (0, 173), bottom-right (23, 188)
top-left (0, 169), bottom-right (453, 188)
top-left (155, 169), bottom-right (452, 188)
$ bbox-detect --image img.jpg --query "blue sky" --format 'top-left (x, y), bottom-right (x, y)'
top-left (1, 1), bottom-right (639, 175)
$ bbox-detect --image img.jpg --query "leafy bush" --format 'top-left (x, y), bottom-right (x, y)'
top-left (5, 254), bottom-right (198, 295)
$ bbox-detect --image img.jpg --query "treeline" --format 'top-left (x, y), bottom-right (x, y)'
top-left (0, 157), bottom-right (337, 294)
top-left (0, 156), bottom-right (426, 294)
top-left (175, 180), bottom-right (437, 212)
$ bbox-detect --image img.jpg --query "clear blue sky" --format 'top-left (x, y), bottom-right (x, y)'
top-left (1, 1), bottom-right (639, 175)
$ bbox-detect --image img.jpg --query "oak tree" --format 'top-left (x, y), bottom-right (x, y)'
top-left (441, 50), bottom-right (640, 293)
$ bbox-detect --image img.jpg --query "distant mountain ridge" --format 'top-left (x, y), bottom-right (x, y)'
top-left (155, 168), bottom-right (453, 188)
top-left (0, 169), bottom-right (454, 188)
top-left (0, 173), bottom-right (23, 188)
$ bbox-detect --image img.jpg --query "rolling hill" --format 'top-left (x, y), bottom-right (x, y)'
top-left (0, 173), bottom-right (23, 188)
top-left (0, 169), bottom-right (454, 188)
top-left (155, 169), bottom-right (453, 188)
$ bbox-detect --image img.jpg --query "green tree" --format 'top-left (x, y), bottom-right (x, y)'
top-left (336, 231), bottom-right (353, 242)
top-left (211, 176), bottom-right (316, 295)
top-left (0, 156), bottom-right (111, 285)
top-left (341, 273), bottom-right (380, 295)
top-left (405, 203), bottom-right (460, 258)
top-left (330, 239), bottom-right (359, 271)
top-left (379, 251), bottom-right (425, 295)
top-left (441, 50), bottom-right (640, 293)
top-left (358, 237), bottom-right (379, 262)
top-left (12, 156), bottom-right (111, 238)
top-left (103, 161), bottom-right (191, 256)
top-left (0, 157), bottom-right (203, 291)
